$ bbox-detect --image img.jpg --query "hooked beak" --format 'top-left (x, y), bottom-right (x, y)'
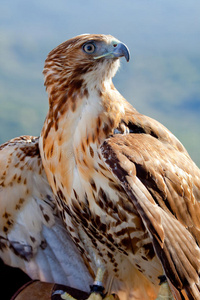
top-left (94, 42), bottom-right (130, 62)
top-left (111, 42), bottom-right (130, 62)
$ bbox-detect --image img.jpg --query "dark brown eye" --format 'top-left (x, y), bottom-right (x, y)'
top-left (83, 43), bottom-right (96, 54)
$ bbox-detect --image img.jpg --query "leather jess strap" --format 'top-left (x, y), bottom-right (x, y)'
top-left (11, 280), bottom-right (89, 300)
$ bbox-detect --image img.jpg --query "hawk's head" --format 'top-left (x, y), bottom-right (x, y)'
top-left (43, 34), bottom-right (130, 98)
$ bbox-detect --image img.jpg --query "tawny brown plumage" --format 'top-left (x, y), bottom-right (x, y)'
top-left (1, 34), bottom-right (200, 300)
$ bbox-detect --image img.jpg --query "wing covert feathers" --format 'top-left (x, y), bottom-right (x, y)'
top-left (101, 134), bottom-right (200, 299)
top-left (0, 136), bottom-right (55, 263)
top-left (0, 136), bottom-right (92, 289)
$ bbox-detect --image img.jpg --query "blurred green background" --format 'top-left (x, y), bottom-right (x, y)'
top-left (0, 0), bottom-right (199, 166)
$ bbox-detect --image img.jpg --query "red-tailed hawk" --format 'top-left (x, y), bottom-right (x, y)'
top-left (1, 34), bottom-right (200, 300)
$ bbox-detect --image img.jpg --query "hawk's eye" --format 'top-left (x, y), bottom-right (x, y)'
top-left (83, 43), bottom-right (96, 54)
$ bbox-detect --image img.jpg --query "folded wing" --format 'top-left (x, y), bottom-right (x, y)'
top-left (0, 136), bottom-right (92, 290)
top-left (101, 132), bottom-right (200, 299)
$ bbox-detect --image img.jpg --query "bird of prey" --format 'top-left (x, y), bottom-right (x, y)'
top-left (1, 34), bottom-right (200, 300)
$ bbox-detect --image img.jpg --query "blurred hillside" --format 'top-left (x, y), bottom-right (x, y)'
top-left (0, 0), bottom-right (199, 166)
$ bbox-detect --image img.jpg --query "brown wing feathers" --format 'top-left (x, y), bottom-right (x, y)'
top-left (101, 133), bottom-right (200, 299)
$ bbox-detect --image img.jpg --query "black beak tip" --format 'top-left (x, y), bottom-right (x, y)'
top-left (126, 53), bottom-right (130, 62)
